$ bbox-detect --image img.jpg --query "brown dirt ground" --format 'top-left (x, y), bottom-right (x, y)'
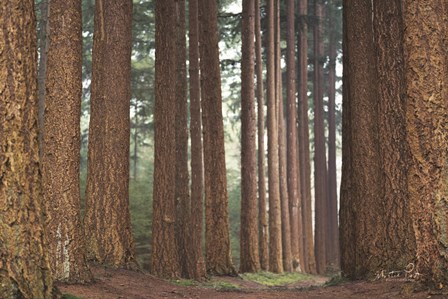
top-left (57, 266), bottom-right (448, 299)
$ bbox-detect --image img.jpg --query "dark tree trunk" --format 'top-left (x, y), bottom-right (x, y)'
top-left (255, 0), bottom-right (269, 271)
top-left (175, 0), bottom-right (192, 279)
top-left (313, 0), bottom-right (328, 275)
top-left (240, 0), bottom-right (261, 273)
top-left (326, 0), bottom-right (339, 271)
top-left (151, 0), bottom-right (181, 278)
top-left (84, 0), bottom-right (137, 268)
top-left (267, 0), bottom-right (283, 274)
top-left (297, 0), bottom-right (315, 274)
top-left (0, 1), bottom-right (54, 297)
top-left (198, 0), bottom-right (236, 275)
top-left (286, 0), bottom-right (303, 272)
top-left (188, 0), bottom-right (207, 280)
top-left (43, 0), bottom-right (92, 283)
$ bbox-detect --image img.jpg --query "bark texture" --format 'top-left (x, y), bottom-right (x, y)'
top-left (240, 0), bottom-right (261, 273)
top-left (255, 0), bottom-right (269, 271)
top-left (267, 0), bottom-right (283, 274)
top-left (84, 0), bottom-right (136, 268)
top-left (403, 0), bottom-right (448, 285)
top-left (0, 1), bottom-right (54, 297)
top-left (298, 0), bottom-right (315, 274)
top-left (188, 0), bottom-right (207, 280)
top-left (151, 0), bottom-right (181, 278)
top-left (43, 0), bottom-right (92, 283)
top-left (198, 0), bottom-right (235, 275)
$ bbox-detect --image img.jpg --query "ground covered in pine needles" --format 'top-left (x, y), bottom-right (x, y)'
top-left (57, 265), bottom-right (448, 299)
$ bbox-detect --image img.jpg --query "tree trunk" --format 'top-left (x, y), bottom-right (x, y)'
top-left (255, 0), bottom-right (269, 272)
top-left (340, 0), bottom-right (417, 279)
top-left (286, 0), bottom-right (303, 272)
top-left (313, 0), bottom-right (328, 275)
top-left (240, 0), bottom-right (261, 273)
top-left (403, 0), bottom-right (448, 285)
top-left (267, 0), bottom-right (283, 274)
top-left (175, 0), bottom-right (192, 279)
top-left (84, 0), bottom-right (136, 268)
top-left (37, 0), bottom-right (49, 162)
top-left (297, 0), bottom-right (315, 274)
top-left (151, 0), bottom-right (181, 278)
top-left (42, 0), bottom-right (92, 283)
top-left (188, 0), bottom-right (207, 280)
top-left (198, 0), bottom-right (236, 276)
top-left (326, 0), bottom-right (339, 271)
top-left (0, 1), bottom-right (54, 297)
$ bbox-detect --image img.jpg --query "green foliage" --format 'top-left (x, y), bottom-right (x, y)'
top-left (240, 272), bottom-right (312, 287)
top-left (324, 275), bottom-right (348, 287)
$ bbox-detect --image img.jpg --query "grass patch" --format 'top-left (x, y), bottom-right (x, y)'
top-left (62, 294), bottom-right (84, 299)
top-left (171, 279), bottom-right (197, 287)
top-left (204, 280), bottom-right (241, 291)
top-left (324, 275), bottom-right (348, 287)
top-left (241, 271), bottom-right (312, 287)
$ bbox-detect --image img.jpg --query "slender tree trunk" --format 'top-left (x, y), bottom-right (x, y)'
top-left (255, 0), bottom-right (269, 272)
top-left (240, 0), bottom-right (261, 273)
top-left (0, 1), bottom-right (54, 297)
top-left (267, 0), bottom-right (283, 274)
top-left (175, 0), bottom-right (192, 279)
top-left (132, 106), bottom-right (138, 180)
top-left (313, 0), bottom-right (328, 275)
top-left (198, 0), bottom-right (236, 275)
top-left (403, 0), bottom-right (448, 285)
top-left (151, 0), bottom-right (181, 278)
top-left (37, 0), bottom-right (49, 162)
top-left (188, 0), bottom-right (207, 280)
top-left (326, 0), bottom-right (339, 271)
top-left (297, 0), bottom-right (315, 274)
top-left (43, 0), bottom-right (92, 283)
top-left (286, 0), bottom-right (302, 272)
top-left (84, 0), bottom-right (136, 268)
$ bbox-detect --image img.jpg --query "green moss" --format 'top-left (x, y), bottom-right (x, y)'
top-left (240, 271), bottom-right (311, 287)
top-left (203, 280), bottom-right (241, 291)
top-left (324, 275), bottom-right (348, 286)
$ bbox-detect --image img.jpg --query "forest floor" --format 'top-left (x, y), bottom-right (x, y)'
top-left (57, 265), bottom-right (448, 299)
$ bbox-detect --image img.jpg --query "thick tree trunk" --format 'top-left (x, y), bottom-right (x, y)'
top-left (240, 0), bottom-right (261, 273)
top-left (188, 0), bottom-right (207, 280)
top-left (43, 0), bottom-right (92, 283)
top-left (151, 0), bottom-right (181, 278)
top-left (403, 0), bottom-right (448, 285)
top-left (0, 1), bottom-right (54, 297)
top-left (340, 0), bottom-right (417, 279)
top-left (255, 0), bottom-right (269, 271)
top-left (286, 0), bottom-right (302, 272)
top-left (313, 0), bottom-right (328, 275)
top-left (175, 0), bottom-right (192, 279)
top-left (267, 0), bottom-right (283, 274)
top-left (84, 0), bottom-right (136, 268)
top-left (326, 0), bottom-right (339, 271)
top-left (198, 0), bottom-right (236, 276)
top-left (297, 0), bottom-right (315, 274)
